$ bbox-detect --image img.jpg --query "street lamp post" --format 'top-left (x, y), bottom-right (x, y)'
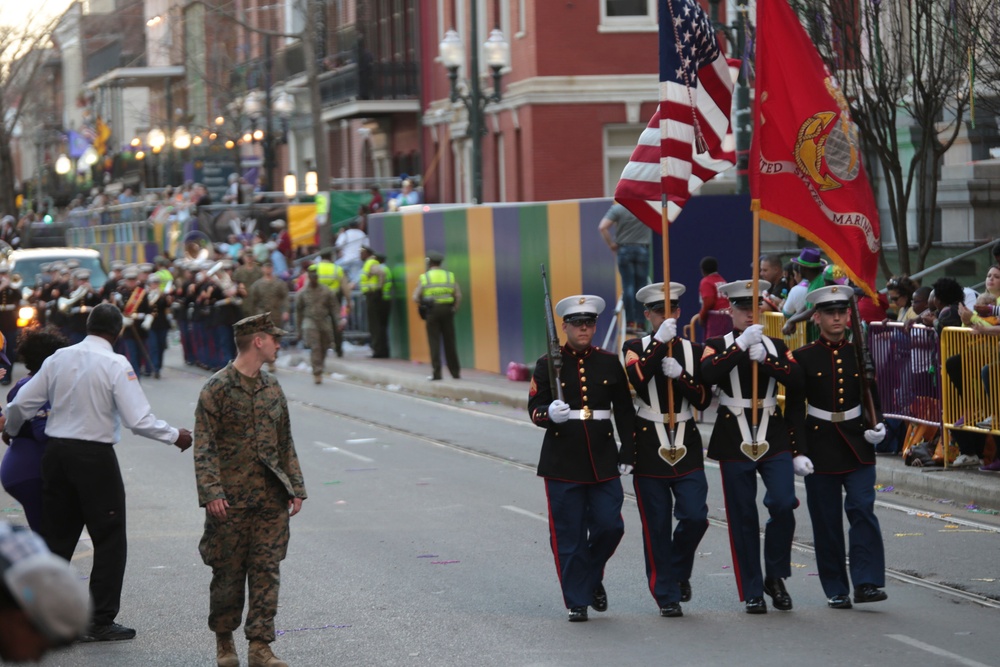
top-left (708, 0), bottom-right (750, 194)
top-left (438, 8), bottom-right (510, 204)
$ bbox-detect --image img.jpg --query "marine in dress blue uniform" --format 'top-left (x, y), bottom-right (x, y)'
top-left (701, 279), bottom-right (804, 614)
top-left (620, 282), bottom-right (711, 618)
top-left (528, 295), bottom-right (635, 622)
top-left (784, 285), bottom-right (888, 609)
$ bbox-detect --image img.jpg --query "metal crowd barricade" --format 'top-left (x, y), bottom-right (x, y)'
top-left (344, 289), bottom-right (371, 344)
top-left (867, 322), bottom-right (941, 425)
top-left (940, 326), bottom-right (1000, 446)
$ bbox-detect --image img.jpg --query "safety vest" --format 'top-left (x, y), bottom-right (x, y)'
top-left (359, 257), bottom-right (381, 293)
top-left (419, 268), bottom-right (456, 304)
top-left (316, 261), bottom-right (344, 290)
top-left (381, 264), bottom-right (393, 301)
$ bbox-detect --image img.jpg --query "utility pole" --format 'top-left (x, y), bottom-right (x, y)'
top-left (303, 0), bottom-right (331, 248)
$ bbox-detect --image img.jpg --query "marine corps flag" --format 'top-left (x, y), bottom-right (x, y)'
top-left (750, 0), bottom-right (881, 298)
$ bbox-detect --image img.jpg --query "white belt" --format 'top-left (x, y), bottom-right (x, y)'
top-left (719, 396), bottom-right (778, 410)
top-left (807, 405), bottom-right (862, 423)
top-left (637, 405), bottom-right (693, 423)
top-left (568, 409), bottom-right (611, 421)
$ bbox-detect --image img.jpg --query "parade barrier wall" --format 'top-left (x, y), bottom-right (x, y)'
top-left (367, 195), bottom-right (753, 373)
top-left (66, 220), bottom-right (188, 266)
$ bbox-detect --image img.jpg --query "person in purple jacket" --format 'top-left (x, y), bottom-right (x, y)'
top-left (0, 328), bottom-right (69, 531)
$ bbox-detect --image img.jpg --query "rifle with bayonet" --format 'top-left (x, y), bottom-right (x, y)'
top-left (848, 290), bottom-right (879, 428)
top-left (541, 264), bottom-right (564, 402)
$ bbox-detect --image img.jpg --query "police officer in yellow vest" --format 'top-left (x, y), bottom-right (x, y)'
top-left (314, 250), bottom-right (352, 357)
top-left (359, 246), bottom-right (389, 358)
top-left (413, 250), bottom-right (461, 380)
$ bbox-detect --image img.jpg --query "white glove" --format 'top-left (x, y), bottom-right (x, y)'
top-left (864, 422), bottom-right (886, 445)
top-left (793, 455), bottom-right (815, 477)
top-left (654, 318), bottom-right (677, 344)
top-left (618, 464), bottom-right (634, 475)
top-left (735, 324), bottom-right (764, 350)
top-left (661, 357), bottom-right (683, 379)
top-left (748, 342), bottom-right (767, 362)
top-left (547, 400), bottom-right (571, 424)
top-left (141, 314), bottom-right (153, 331)
top-left (122, 316), bottom-right (134, 328)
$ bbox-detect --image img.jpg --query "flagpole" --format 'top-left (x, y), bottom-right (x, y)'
top-left (662, 206), bottom-right (676, 444)
top-left (751, 206), bottom-right (761, 444)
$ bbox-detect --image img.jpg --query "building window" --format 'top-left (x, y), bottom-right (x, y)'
top-left (603, 124), bottom-right (646, 197)
top-left (600, 0), bottom-right (656, 31)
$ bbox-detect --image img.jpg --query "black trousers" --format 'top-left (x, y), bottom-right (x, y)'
top-left (426, 303), bottom-right (460, 379)
top-left (41, 439), bottom-right (127, 625)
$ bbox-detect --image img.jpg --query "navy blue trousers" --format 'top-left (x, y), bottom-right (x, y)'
top-left (633, 472), bottom-right (709, 606)
top-left (804, 465), bottom-right (885, 598)
top-left (544, 478), bottom-right (625, 609)
top-left (719, 452), bottom-right (796, 600)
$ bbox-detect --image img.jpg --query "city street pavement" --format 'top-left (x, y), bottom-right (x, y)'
top-left (318, 342), bottom-right (1000, 511)
top-left (0, 341), bottom-right (998, 666)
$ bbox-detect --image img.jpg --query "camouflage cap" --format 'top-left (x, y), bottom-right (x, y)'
top-left (233, 312), bottom-right (287, 338)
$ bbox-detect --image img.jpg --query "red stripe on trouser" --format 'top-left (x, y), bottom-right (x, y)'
top-left (543, 481), bottom-right (566, 605)
top-left (632, 480), bottom-right (659, 601)
top-left (718, 463), bottom-right (745, 601)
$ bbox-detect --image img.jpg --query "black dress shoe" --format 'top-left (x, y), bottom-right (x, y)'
top-left (763, 577), bottom-right (793, 611)
top-left (679, 580), bottom-right (692, 602)
top-left (854, 584), bottom-right (888, 604)
top-left (427, 375), bottom-right (442, 381)
top-left (745, 597), bottom-right (768, 614)
top-left (568, 606), bottom-right (589, 622)
top-left (591, 583), bottom-right (608, 612)
top-left (828, 594), bottom-right (853, 609)
top-left (80, 622), bottom-right (136, 642)
top-left (659, 602), bottom-right (683, 617)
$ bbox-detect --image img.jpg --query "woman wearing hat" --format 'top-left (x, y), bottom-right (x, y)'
top-left (782, 248), bottom-right (827, 319)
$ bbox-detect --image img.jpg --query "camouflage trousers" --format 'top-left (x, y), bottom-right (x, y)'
top-left (305, 327), bottom-right (333, 377)
top-left (199, 508), bottom-right (290, 641)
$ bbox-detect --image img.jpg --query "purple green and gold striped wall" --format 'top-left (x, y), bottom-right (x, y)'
top-left (68, 221), bottom-right (186, 268)
top-left (368, 199), bottom-right (621, 373)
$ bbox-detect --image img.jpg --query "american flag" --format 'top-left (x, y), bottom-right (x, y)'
top-left (615, 0), bottom-right (737, 230)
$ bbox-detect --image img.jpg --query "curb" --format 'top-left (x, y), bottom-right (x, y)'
top-left (874, 464), bottom-right (1000, 508)
top-left (324, 358), bottom-right (528, 410)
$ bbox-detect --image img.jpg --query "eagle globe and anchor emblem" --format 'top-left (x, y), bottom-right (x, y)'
top-left (793, 77), bottom-right (862, 191)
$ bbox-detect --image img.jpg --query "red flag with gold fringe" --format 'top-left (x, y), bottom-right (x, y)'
top-left (750, 0), bottom-right (881, 297)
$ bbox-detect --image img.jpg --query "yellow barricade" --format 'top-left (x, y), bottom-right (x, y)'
top-left (940, 326), bottom-right (1000, 437)
top-left (761, 312), bottom-right (806, 410)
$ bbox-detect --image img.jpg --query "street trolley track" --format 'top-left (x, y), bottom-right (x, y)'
top-left (296, 390), bottom-right (1000, 611)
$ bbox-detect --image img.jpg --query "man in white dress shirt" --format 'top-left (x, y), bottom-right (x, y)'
top-left (3, 304), bottom-right (193, 642)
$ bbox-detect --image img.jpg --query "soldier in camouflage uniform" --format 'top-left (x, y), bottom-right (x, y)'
top-left (195, 313), bottom-right (307, 667)
top-left (249, 261), bottom-right (290, 372)
top-left (233, 254), bottom-right (264, 316)
top-left (295, 265), bottom-right (338, 384)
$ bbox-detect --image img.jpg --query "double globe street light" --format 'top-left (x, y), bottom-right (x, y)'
top-left (438, 14), bottom-right (510, 205)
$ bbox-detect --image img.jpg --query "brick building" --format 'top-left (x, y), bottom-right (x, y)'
top-left (420, 0), bottom-right (663, 204)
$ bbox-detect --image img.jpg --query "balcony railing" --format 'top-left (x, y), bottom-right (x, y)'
top-left (318, 61), bottom-right (419, 106)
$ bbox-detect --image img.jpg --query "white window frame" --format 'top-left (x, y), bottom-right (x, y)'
top-left (603, 123), bottom-right (646, 197)
top-left (599, 0), bottom-right (657, 33)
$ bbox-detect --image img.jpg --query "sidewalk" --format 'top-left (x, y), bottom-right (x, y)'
top-left (277, 344), bottom-right (1000, 510)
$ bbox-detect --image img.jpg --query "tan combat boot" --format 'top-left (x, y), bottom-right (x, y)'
top-left (216, 632), bottom-right (239, 667)
top-left (248, 639), bottom-right (288, 667)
